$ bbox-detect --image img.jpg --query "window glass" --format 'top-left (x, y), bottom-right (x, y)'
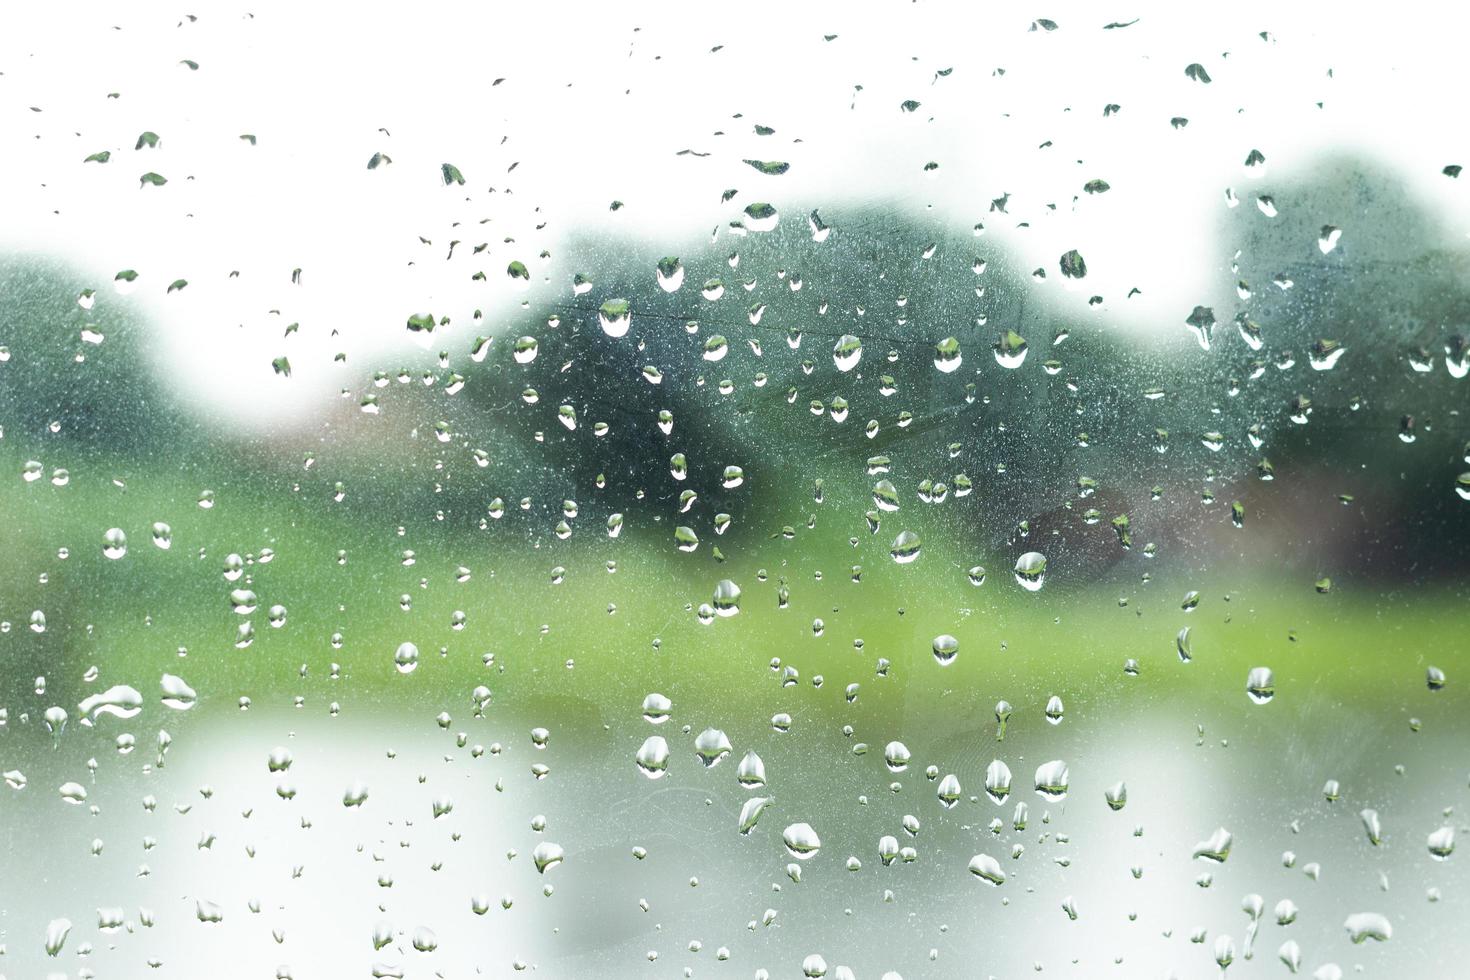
top-left (2, 5), bottom-right (1465, 978)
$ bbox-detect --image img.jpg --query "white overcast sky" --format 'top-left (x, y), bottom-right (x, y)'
top-left (2, 0), bottom-right (1466, 429)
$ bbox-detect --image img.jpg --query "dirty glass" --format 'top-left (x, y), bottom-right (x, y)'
top-left (2, 4), bottom-right (1465, 979)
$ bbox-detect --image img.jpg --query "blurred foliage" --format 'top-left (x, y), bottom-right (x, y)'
top-left (0, 257), bottom-right (195, 453)
top-left (3, 156), bottom-right (1467, 577)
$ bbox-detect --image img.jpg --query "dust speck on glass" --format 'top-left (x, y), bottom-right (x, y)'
top-left (1, 4), bottom-right (1465, 978)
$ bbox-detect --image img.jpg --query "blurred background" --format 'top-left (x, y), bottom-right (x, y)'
top-left (1, 2), bottom-right (1467, 978)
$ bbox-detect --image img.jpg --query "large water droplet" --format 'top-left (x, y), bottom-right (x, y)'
top-left (1033, 760), bottom-right (1069, 800)
top-left (984, 759), bottom-right (1012, 803)
top-left (694, 728), bottom-right (732, 767)
top-left (968, 853), bottom-right (1006, 885)
top-left (1185, 306), bottom-right (1216, 350)
top-left (712, 579), bottom-right (741, 617)
top-left (738, 796), bottom-right (772, 835)
top-left (890, 530), bottom-right (922, 564)
top-left (1343, 912), bottom-right (1392, 943)
top-left (77, 684), bottom-right (143, 722)
top-left (598, 298), bottom-right (631, 337)
top-left (1428, 825), bottom-right (1455, 860)
top-left (737, 750), bottom-right (767, 787)
top-left (933, 336), bottom-right (962, 373)
top-left (993, 330), bottom-right (1028, 368)
top-left (642, 692), bottom-right (671, 724)
top-left (1013, 552), bottom-right (1047, 591)
top-left (1193, 827), bottom-right (1233, 862)
top-left (782, 822), bottom-right (821, 859)
top-left (160, 674), bottom-right (197, 710)
top-left (635, 736), bottom-right (670, 779)
top-left (45, 918), bottom-right (73, 957)
top-left (655, 257), bottom-right (684, 293)
top-left (1246, 666), bottom-right (1275, 704)
top-left (937, 773), bottom-right (962, 808)
top-left (394, 642), bottom-right (419, 674)
top-left (532, 841), bottom-right (565, 873)
top-left (883, 742), bottom-right (910, 772)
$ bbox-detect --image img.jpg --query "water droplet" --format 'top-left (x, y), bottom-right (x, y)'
top-left (1193, 827), bottom-right (1233, 862)
top-left (968, 853), bottom-right (1006, 885)
top-left (1044, 695), bottom-right (1064, 724)
top-left (1185, 306), bottom-right (1216, 350)
top-left (150, 522), bottom-right (172, 549)
top-left (737, 750), bottom-right (767, 787)
top-left (655, 256), bottom-right (684, 293)
top-left (1013, 552), bottom-right (1047, 591)
top-left (782, 822), bottom-right (821, 859)
top-left (394, 642), bottom-right (419, 674)
top-left (532, 841), bottom-right (565, 873)
top-left (1033, 760), bottom-right (1069, 800)
top-left (1246, 667), bottom-right (1275, 704)
top-left (872, 480), bottom-right (901, 512)
top-left (694, 728), bottom-right (732, 767)
top-left (1428, 825), bottom-right (1455, 860)
top-left (102, 527), bottom-right (127, 559)
top-left (743, 202), bottom-right (779, 231)
top-left (78, 684), bottom-right (143, 722)
top-left (712, 579), bottom-right (741, 616)
top-left (883, 742), bottom-right (911, 772)
top-left (993, 330), bottom-right (1029, 368)
top-left (45, 918), bottom-right (73, 957)
top-left (1309, 338), bottom-right (1346, 370)
top-left (635, 736), bottom-right (670, 779)
top-left (1358, 808), bottom-right (1386, 849)
top-left (1343, 912), bottom-right (1392, 943)
top-left (598, 298), bottom-right (631, 337)
top-left (890, 530), bottom-right (922, 563)
top-left (513, 336), bottom-right (539, 364)
top-left (937, 773), bottom-right (962, 808)
top-left (984, 760), bottom-right (1012, 803)
top-left (933, 336), bottom-right (962, 373)
top-left (160, 674), bottom-right (197, 710)
top-left (738, 796), bottom-right (773, 835)
top-left (642, 692), bottom-right (671, 724)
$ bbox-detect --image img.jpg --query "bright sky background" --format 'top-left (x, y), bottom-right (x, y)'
top-left (2, 0), bottom-right (1466, 429)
